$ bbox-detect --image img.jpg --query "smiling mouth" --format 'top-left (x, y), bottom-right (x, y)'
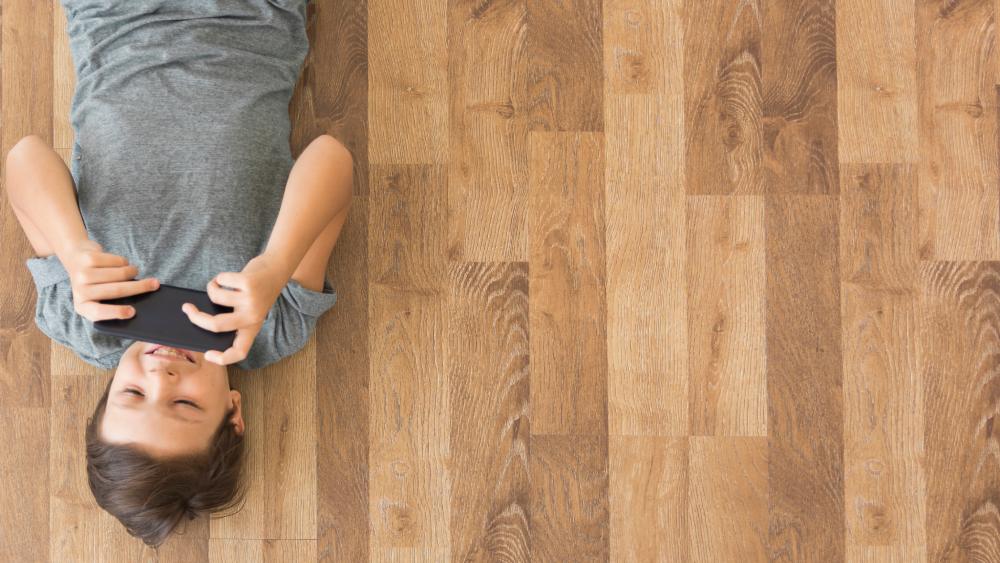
top-left (146, 344), bottom-right (195, 363)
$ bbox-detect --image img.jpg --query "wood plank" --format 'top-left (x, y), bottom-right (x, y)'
top-left (604, 0), bottom-right (687, 437)
top-left (445, 0), bottom-right (529, 262)
top-left (531, 434), bottom-right (609, 562)
top-left (52, 0), bottom-right (74, 149)
top-left (367, 0), bottom-right (448, 164)
top-left (688, 437), bottom-right (768, 561)
top-left (683, 0), bottom-right (763, 194)
top-left (368, 285), bottom-right (449, 560)
top-left (447, 262), bottom-right (530, 561)
top-left (840, 163), bottom-right (925, 560)
top-left (835, 0), bottom-right (917, 164)
top-left (0, 407), bottom-right (48, 561)
top-left (527, 0), bottom-right (603, 132)
top-left (368, 165), bottom-right (447, 292)
top-left (210, 341), bottom-right (318, 540)
top-left (209, 539), bottom-right (316, 562)
top-left (0, 0), bottom-right (53, 409)
top-left (316, 197), bottom-right (370, 561)
top-left (765, 194), bottom-right (844, 560)
top-left (528, 131), bottom-right (607, 436)
top-left (915, 0), bottom-right (1000, 260)
top-left (608, 436), bottom-right (687, 562)
top-left (760, 0), bottom-right (839, 194)
top-left (686, 195), bottom-right (766, 436)
top-left (288, 0), bottom-right (369, 196)
top-left (919, 262), bottom-right (1000, 561)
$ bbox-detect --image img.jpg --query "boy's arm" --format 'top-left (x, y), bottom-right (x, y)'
top-left (4, 135), bottom-right (90, 264)
top-left (260, 134), bottom-right (354, 287)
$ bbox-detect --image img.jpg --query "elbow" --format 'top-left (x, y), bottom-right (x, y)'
top-left (312, 134), bottom-right (354, 206)
top-left (6, 134), bottom-right (46, 168)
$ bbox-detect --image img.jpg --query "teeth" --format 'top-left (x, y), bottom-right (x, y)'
top-left (152, 347), bottom-right (188, 360)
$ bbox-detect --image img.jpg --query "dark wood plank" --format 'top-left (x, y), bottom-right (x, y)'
top-left (766, 194), bottom-right (844, 561)
top-left (528, 131), bottom-right (607, 436)
top-left (289, 0), bottom-right (369, 196)
top-left (447, 261), bottom-right (530, 562)
top-left (915, 0), bottom-right (999, 259)
top-left (446, 0), bottom-right (530, 262)
top-left (0, 0), bottom-right (53, 409)
top-left (527, 0), bottom-right (603, 132)
top-left (531, 435), bottom-right (609, 562)
top-left (683, 0), bottom-right (763, 194)
top-left (316, 197), bottom-right (370, 561)
top-left (761, 0), bottom-right (839, 194)
top-left (920, 261), bottom-right (1000, 561)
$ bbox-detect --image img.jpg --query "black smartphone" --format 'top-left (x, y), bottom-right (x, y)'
top-left (92, 283), bottom-right (237, 354)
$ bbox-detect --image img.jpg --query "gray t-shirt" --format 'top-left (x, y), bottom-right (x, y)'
top-left (27, 0), bottom-right (334, 371)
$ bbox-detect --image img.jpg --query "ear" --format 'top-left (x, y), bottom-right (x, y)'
top-left (228, 390), bottom-right (245, 436)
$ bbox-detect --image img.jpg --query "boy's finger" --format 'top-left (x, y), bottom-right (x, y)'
top-left (182, 303), bottom-right (243, 333)
top-left (213, 272), bottom-right (246, 291)
top-left (206, 278), bottom-right (240, 307)
top-left (86, 278), bottom-right (159, 301)
top-left (91, 252), bottom-right (130, 268)
top-left (78, 264), bottom-right (139, 285)
top-left (206, 329), bottom-right (254, 365)
top-left (79, 301), bottom-right (134, 322)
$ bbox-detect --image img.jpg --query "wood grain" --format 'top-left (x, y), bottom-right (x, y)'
top-left (686, 195), bottom-right (766, 437)
top-left (52, 0), bottom-right (74, 150)
top-left (835, 0), bottom-right (917, 164)
top-left (920, 261), bottom-right (1000, 561)
top-left (528, 131), bottom-right (607, 437)
top-left (840, 163), bottom-right (925, 560)
top-left (604, 0), bottom-right (688, 437)
top-left (210, 341), bottom-right (318, 540)
top-left (915, 0), bottom-right (1000, 260)
top-left (0, 0), bottom-right (52, 409)
top-left (683, 0), bottom-right (763, 195)
top-left (766, 195), bottom-right (844, 561)
top-left (209, 539), bottom-right (316, 562)
top-left (446, 0), bottom-right (530, 262)
top-left (688, 437), bottom-right (768, 561)
top-left (368, 285), bottom-right (449, 560)
top-left (608, 436), bottom-right (687, 562)
top-left (761, 0), bottom-right (839, 194)
top-left (367, 0), bottom-right (448, 164)
top-left (527, 0), bottom-right (603, 132)
top-left (316, 197), bottom-right (370, 561)
top-left (530, 435), bottom-right (609, 562)
top-left (447, 262), bottom-right (530, 562)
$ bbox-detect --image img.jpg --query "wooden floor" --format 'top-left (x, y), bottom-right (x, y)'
top-left (1, 0), bottom-right (999, 561)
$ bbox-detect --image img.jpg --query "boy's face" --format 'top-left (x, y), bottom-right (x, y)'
top-left (102, 341), bottom-right (245, 457)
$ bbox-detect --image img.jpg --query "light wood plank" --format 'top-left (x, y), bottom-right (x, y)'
top-left (209, 539), bottom-right (316, 562)
top-left (683, 0), bottom-right (763, 194)
top-left (686, 195), bottom-right (766, 437)
top-left (835, 0), bottom-right (917, 163)
top-left (0, 407), bottom-right (49, 561)
top-left (604, 0), bottom-right (688, 437)
top-left (688, 437), bottom-right (768, 562)
top-left (368, 0), bottom-right (448, 164)
top-left (915, 0), bottom-right (1000, 260)
top-left (446, 0), bottom-right (529, 261)
top-left (609, 436), bottom-right (687, 562)
top-left (210, 341), bottom-right (317, 540)
top-left (53, 0), bottom-right (74, 150)
top-left (528, 131), bottom-right (608, 436)
top-left (919, 262), bottom-right (1000, 560)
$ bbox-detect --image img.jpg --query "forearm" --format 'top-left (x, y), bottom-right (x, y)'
top-left (4, 137), bottom-right (89, 263)
top-left (262, 135), bottom-right (353, 282)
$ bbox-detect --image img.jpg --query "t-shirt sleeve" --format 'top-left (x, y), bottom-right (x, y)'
top-left (237, 276), bottom-right (338, 370)
top-left (25, 254), bottom-right (123, 370)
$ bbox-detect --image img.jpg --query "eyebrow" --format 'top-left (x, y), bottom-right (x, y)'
top-left (113, 397), bottom-right (202, 424)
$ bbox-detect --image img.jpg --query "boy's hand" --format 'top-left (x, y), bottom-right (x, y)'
top-left (182, 254), bottom-right (288, 366)
top-left (65, 240), bottom-right (159, 322)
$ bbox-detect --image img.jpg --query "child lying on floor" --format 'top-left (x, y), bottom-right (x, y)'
top-left (4, 0), bottom-right (351, 547)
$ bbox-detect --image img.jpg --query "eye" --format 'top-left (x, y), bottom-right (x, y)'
top-left (175, 399), bottom-right (199, 408)
top-left (125, 388), bottom-right (144, 397)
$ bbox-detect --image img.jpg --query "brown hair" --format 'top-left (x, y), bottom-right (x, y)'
top-left (84, 376), bottom-right (247, 548)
